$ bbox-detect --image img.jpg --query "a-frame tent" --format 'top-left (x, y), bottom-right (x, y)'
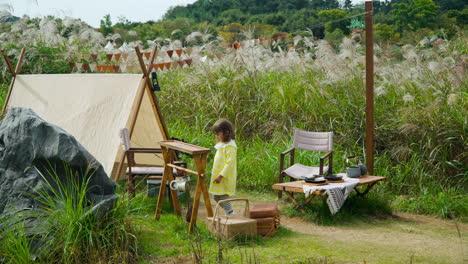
top-left (1, 47), bottom-right (168, 181)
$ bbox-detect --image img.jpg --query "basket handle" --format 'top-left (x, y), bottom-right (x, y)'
top-left (213, 198), bottom-right (250, 221)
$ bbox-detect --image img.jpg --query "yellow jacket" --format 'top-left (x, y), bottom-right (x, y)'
top-left (209, 140), bottom-right (237, 195)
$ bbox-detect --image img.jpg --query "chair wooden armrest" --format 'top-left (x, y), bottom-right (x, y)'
top-left (280, 148), bottom-right (295, 172)
top-left (319, 151), bottom-right (333, 174)
top-left (126, 148), bottom-right (162, 154)
top-left (279, 148), bottom-right (295, 199)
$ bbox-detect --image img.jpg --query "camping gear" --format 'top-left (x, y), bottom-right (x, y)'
top-left (249, 203), bottom-right (280, 237)
top-left (120, 128), bottom-right (185, 196)
top-left (206, 198), bottom-right (257, 239)
top-left (272, 175), bottom-right (387, 214)
top-left (249, 203), bottom-right (279, 218)
top-left (255, 217), bottom-right (280, 236)
top-left (156, 140), bottom-right (213, 233)
top-left (346, 166), bottom-right (361, 178)
top-left (147, 179), bottom-right (161, 197)
top-left (325, 174), bottom-right (343, 181)
top-left (304, 177), bottom-right (326, 184)
top-left (169, 177), bottom-right (189, 192)
top-left (3, 47), bottom-right (167, 181)
top-left (279, 129), bottom-right (333, 198)
top-left (358, 164), bottom-right (368, 175)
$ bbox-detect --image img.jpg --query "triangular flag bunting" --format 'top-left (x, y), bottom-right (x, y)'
top-left (177, 60), bottom-right (185, 68)
top-left (89, 64), bottom-right (97, 72)
top-left (164, 62), bottom-right (171, 70)
top-left (122, 53), bottom-right (129, 61)
top-left (114, 53), bottom-right (121, 61)
top-left (84, 54), bottom-right (91, 61)
top-left (166, 50), bottom-right (174, 58)
top-left (106, 65), bottom-right (114, 73)
top-left (91, 54), bottom-right (98, 62)
top-left (175, 49), bottom-right (183, 57)
top-left (96, 65), bottom-right (104, 73)
top-left (172, 61), bottom-right (178, 68)
top-left (68, 62), bottom-right (75, 70)
top-left (113, 65), bottom-right (120, 72)
top-left (184, 59), bottom-right (192, 66)
top-left (77, 54), bottom-right (82, 61)
top-left (185, 47), bottom-right (193, 56)
top-left (120, 64), bottom-right (127, 72)
top-left (82, 63), bottom-right (89, 71)
top-left (144, 52), bottom-right (151, 60)
top-left (157, 63), bottom-right (164, 71)
top-left (106, 54), bottom-right (113, 61)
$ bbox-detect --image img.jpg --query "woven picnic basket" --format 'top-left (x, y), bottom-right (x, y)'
top-left (206, 198), bottom-right (257, 239)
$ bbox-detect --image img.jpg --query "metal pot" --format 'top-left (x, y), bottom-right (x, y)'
top-left (346, 166), bottom-right (361, 178)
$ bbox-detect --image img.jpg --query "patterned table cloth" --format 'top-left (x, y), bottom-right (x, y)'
top-left (302, 174), bottom-right (359, 215)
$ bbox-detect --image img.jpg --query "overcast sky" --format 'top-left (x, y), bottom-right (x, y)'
top-left (5, 0), bottom-right (366, 28)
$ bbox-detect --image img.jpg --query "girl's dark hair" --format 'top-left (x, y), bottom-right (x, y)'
top-left (211, 119), bottom-right (235, 142)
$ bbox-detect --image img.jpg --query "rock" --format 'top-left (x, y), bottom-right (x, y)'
top-left (0, 107), bottom-right (118, 234)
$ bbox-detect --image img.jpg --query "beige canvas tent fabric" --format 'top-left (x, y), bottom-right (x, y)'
top-left (7, 74), bottom-right (166, 177)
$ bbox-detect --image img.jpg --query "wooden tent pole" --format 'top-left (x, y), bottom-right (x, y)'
top-left (1, 49), bottom-right (16, 75)
top-left (1, 48), bottom-right (26, 115)
top-left (365, 1), bottom-right (374, 175)
top-left (135, 46), bottom-right (170, 139)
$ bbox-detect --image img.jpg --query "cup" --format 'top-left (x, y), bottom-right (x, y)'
top-left (346, 166), bottom-right (361, 178)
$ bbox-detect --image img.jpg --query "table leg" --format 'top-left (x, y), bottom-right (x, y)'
top-left (155, 146), bottom-right (170, 221)
top-left (284, 191), bottom-right (306, 213)
top-left (354, 182), bottom-right (377, 197)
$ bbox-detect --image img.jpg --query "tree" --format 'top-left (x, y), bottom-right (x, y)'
top-left (215, 9), bottom-right (247, 26)
top-left (100, 14), bottom-right (113, 36)
top-left (318, 9), bottom-right (349, 34)
top-left (343, 0), bottom-right (353, 10)
top-left (392, 0), bottom-right (440, 32)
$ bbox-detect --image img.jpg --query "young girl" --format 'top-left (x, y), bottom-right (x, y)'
top-left (209, 119), bottom-right (237, 216)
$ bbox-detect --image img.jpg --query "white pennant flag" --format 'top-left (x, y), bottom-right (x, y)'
top-left (120, 64), bottom-right (127, 72)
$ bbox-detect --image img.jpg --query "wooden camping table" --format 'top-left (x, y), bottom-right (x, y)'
top-left (272, 175), bottom-right (387, 213)
top-left (154, 140), bottom-right (213, 233)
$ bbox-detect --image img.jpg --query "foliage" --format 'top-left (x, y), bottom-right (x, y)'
top-left (392, 0), bottom-right (440, 32)
top-left (318, 9), bottom-right (349, 35)
top-left (100, 14), bottom-right (114, 37)
top-left (374, 23), bottom-right (399, 44)
top-left (0, 163), bottom-right (138, 263)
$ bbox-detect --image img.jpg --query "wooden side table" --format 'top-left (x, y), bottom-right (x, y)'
top-left (154, 140), bottom-right (213, 233)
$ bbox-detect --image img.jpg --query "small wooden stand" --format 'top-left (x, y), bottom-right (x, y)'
top-left (155, 140), bottom-right (213, 233)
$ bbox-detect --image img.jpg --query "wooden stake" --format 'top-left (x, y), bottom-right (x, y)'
top-left (365, 1), bottom-right (374, 175)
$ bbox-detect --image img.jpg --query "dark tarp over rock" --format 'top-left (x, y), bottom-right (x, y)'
top-left (0, 107), bottom-right (118, 233)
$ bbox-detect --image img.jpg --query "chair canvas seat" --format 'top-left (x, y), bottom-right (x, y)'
top-left (283, 163), bottom-right (329, 180)
top-left (125, 167), bottom-right (177, 175)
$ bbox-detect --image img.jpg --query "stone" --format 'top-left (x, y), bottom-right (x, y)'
top-left (0, 107), bottom-right (118, 234)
